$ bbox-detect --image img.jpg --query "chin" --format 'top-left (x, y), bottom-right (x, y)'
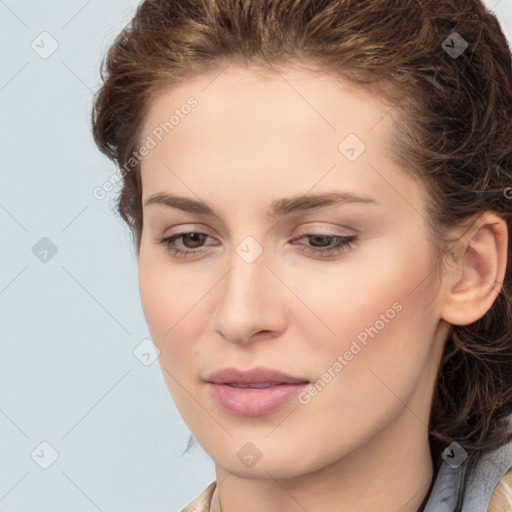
top-left (220, 454), bottom-right (311, 480)
top-left (203, 437), bottom-right (330, 480)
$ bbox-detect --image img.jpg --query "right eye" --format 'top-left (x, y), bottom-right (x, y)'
top-left (158, 231), bottom-right (215, 257)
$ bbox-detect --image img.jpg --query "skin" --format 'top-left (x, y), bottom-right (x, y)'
top-left (137, 63), bottom-right (508, 512)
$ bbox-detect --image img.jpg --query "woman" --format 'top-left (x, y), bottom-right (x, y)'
top-left (91, 0), bottom-right (512, 510)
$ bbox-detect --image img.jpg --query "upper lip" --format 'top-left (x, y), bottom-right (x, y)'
top-left (205, 366), bottom-right (310, 385)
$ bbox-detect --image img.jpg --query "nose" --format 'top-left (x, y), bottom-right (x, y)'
top-left (211, 245), bottom-right (287, 345)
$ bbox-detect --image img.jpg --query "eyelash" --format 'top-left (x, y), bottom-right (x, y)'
top-left (157, 231), bottom-right (358, 258)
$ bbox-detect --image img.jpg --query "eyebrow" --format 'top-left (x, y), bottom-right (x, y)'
top-left (143, 191), bottom-right (378, 217)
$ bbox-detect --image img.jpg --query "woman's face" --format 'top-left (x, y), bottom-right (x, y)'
top-left (138, 64), bottom-right (450, 478)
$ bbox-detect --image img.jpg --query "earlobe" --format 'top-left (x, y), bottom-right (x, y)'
top-left (440, 212), bottom-right (508, 326)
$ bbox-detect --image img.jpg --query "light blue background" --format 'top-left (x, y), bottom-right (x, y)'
top-left (1, 1), bottom-right (511, 511)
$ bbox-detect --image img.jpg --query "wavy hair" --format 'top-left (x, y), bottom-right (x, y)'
top-left (91, 0), bottom-right (512, 505)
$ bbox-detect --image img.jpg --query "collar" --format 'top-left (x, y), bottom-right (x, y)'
top-left (424, 416), bottom-right (512, 511)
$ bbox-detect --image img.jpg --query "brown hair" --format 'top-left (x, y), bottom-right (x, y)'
top-left (91, 0), bottom-right (512, 500)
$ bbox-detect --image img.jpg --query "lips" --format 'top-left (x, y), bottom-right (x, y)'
top-left (205, 367), bottom-right (310, 416)
top-left (205, 366), bottom-right (310, 386)
top-left (225, 382), bottom-right (279, 388)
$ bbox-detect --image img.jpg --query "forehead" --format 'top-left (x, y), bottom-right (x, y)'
top-left (142, 64), bottom-right (392, 147)
top-left (138, 64), bottom-right (425, 217)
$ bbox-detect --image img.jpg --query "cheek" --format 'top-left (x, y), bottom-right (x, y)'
top-left (138, 249), bottom-right (188, 375)
top-left (138, 250), bottom-right (169, 340)
top-left (138, 246), bottom-right (198, 339)
top-left (299, 243), bottom-right (429, 335)
top-left (300, 237), bottom-right (438, 382)
top-left (138, 246), bottom-right (211, 388)
top-left (138, 250), bottom-right (202, 413)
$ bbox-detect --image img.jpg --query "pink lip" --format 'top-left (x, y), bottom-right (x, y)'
top-left (205, 366), bottom-right (309, 417)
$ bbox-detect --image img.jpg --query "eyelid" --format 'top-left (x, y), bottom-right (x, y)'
top-left (159, 224), bottom-right (215, 238)
top-left (293, 223), bottom-right (359, 237)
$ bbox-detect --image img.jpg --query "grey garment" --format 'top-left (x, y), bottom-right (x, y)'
top-left (424, 416), bottom-right (512, 512)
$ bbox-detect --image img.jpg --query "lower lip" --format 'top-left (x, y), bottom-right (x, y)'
top-left (207, 382), bottom-right (309, 416)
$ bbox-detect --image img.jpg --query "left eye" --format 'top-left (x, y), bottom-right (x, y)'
top-left (292, 233), bottom-right (357, 256)
top-left (157, 232), bottom-right (358, 258)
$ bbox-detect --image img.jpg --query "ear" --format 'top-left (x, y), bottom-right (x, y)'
top-left (440, 212), bottom-right (508, 326)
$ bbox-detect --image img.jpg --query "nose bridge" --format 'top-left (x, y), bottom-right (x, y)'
top-left (212, 238), bottom-right (283, 342)
top-left (221, 240), bottom-right (271, 312)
